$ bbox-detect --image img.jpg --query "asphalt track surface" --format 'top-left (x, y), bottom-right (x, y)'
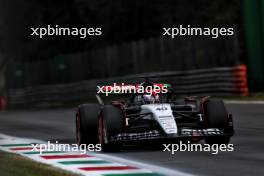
top-left (0, 104), bottom-right (263, 176)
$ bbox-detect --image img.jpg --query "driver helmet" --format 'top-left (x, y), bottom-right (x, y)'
top-left (143, 93), bottom-right (159, 104)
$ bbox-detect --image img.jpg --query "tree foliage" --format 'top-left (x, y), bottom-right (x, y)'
top-left (0, 0), bottom-right (242, 61)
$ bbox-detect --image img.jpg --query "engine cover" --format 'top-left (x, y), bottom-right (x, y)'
top-left (141, 104), bottom-right (178, 134)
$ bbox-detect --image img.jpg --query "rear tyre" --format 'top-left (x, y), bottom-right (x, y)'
top-left (76, 104), bottom-right (100, 145)
top-left (98, 105), bottom-right (123, 152)
top-left (203, 100), bottom-right (230, 144)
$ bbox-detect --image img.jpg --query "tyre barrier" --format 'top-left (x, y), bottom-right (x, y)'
top-left (7, 65), bottom-right (248, 107)
top-left (0, 97), bottom-right (7, 110)
top-left (232, 64), bottom-right (248, 96)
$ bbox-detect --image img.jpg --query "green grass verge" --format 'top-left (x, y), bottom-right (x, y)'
top-left (0, 151), bottom-right (78, 176)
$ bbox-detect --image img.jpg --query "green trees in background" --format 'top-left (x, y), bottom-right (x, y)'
top-left (243, 0), bottom-right (264, 90)
top-left (0, 0), bottom-right (241, 61)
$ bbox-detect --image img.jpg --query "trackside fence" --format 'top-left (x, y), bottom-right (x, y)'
top-left (7, 64), bottom-right (248, 107)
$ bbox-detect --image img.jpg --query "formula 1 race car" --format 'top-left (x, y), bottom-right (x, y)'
top-left (75, 80), bottom-right (234, 151)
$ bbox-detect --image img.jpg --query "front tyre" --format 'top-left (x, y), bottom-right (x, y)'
top-left (203, 100), bottom-right (231, 144)
top-left (98, 105), bottom-right (123, 152)
top-left (76, 104), bottom-right (100, 145)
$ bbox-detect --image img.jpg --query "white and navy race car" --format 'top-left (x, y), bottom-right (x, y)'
top-left (76, 80), bottom-right (234, 151)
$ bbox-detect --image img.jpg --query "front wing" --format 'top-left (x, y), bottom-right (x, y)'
top-left (110, 128), bottom-right (234, 142)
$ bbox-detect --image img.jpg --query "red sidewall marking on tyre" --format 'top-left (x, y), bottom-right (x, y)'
top-left (76, 110), bottom-right (81, 145)
top-left (98, 115), bottom-right (104, 145)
